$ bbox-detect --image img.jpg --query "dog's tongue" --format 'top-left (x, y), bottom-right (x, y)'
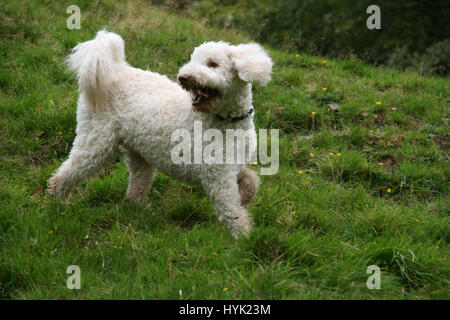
top-left (197, 89), bottom-right (208, 98)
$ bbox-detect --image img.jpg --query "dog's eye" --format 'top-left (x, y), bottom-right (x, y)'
top-left (207, 61), bottom-right (219, 68)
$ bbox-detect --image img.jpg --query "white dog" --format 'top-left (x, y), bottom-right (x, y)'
top-left (48, 30), bottom-right (273, 238)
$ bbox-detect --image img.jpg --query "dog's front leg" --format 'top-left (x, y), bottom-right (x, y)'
top-left (203, 175), bottom-right (253, 239)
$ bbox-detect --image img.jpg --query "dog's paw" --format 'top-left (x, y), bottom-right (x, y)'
top-left (125, 192), bottom-right (147, 205)
top-left (125, 186), bottom-right (148, 205)
top-left (231, 227), bottom-right (251, 240)
top-left (47, 175), bottom-right (67, 199)
top-left (229, 210), bottom-right (252, 240)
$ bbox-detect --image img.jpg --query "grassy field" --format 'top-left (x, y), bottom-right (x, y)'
top-left (0, 0), bottom-right (449, 299)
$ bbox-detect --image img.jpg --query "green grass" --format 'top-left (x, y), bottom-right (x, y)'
top-left (0, 0), bottom-right (449, 299)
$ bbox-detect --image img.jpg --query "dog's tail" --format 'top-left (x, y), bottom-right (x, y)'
top-left (67, 30), bottom-right (126, 109)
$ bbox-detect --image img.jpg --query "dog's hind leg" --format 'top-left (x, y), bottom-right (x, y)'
top-left (124, 150), bottom-right (156, 204)
top-left (47, 120), bottom-right (119, 199)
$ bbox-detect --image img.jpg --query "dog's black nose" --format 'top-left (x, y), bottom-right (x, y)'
top-left (178, 74), bottom-right (191, 86)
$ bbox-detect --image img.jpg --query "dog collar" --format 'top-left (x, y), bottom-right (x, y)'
top-left (216, 108), bottom-right (254, 122)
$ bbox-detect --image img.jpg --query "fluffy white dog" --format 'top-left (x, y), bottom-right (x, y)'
top-left (48, 30), bottom-right (273, 238)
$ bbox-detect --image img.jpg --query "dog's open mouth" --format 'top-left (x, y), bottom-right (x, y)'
top-left (190, 87), bottom-right (219, 108)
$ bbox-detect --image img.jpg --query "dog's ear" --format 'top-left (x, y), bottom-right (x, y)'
top-left (230, 43), bottom-right (273, 86)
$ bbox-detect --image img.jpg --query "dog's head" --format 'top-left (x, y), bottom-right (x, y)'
top-left (177, 41), bottom-right (273, 113)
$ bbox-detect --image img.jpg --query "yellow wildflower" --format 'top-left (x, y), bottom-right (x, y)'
top-left (376, 101), bottom-right (382, 106)
top-left (322, 88), bottom-right (327, 91)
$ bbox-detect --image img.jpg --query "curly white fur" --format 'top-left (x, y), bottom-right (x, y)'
top-left (48, 30), bottom-right (273, 238)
